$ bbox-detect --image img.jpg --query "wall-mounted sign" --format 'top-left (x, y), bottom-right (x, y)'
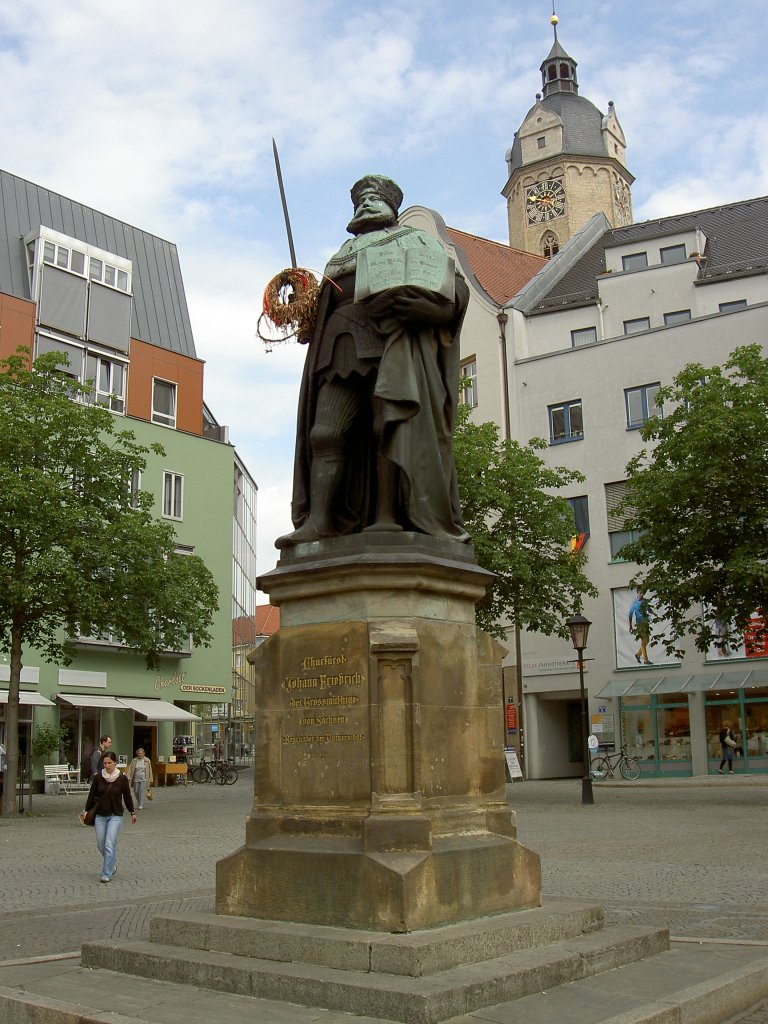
top-left (180, 684), bottom-right (227, 694)
top-left (505, 699), bottom-right (518, 733)
top-left (522, 658), bottom-right (578, 676)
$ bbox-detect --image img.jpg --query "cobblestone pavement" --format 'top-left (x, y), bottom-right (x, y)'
top-left (2, 774), bottom-right (768, 1020)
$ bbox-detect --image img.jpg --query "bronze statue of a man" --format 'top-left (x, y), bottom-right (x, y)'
top-left (277, 175), bottom-right (470, 549)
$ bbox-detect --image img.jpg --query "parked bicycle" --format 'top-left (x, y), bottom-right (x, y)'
top-left (590, 746), bottom-right (641, 781)
top-left (189, 757), bottom-right (238, 785)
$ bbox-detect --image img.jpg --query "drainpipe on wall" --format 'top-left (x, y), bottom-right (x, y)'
top-left (497, 308), bottom-right (526, 775)
top-left (497, 311), bottom-right (511, 441)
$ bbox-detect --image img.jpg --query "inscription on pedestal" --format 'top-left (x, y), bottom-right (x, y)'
top-left (277, 626), bottom-right (371, 802)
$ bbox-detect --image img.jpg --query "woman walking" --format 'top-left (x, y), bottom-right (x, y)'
top-left (127, 747), bottom-right (154, 810)
top-left (82, 752), bottom-right (136, 882)
top-left (718, 722), bottom-right (737, 775)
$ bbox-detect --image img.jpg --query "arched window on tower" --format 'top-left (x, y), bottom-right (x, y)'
top-left (542, 232), bottom-right (560, 259)
top-left (560, 63), bottom-right (570, 78)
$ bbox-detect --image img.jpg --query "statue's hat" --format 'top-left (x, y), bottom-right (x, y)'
top-left (350, 175), bottom-right (403, 215)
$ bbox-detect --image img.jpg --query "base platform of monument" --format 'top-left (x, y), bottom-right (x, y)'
top-left (79, 900), bottom-right (671, 1024)
top-left (216, 534), bottom-right (542, 932)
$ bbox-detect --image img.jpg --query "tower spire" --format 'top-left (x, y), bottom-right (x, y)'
top-left (540, 3), bottom-right (578, 99)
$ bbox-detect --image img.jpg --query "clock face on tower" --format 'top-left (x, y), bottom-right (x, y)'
top-left (526, 179), bottom-right (566, 223)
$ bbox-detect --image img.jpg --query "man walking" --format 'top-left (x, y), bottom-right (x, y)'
top-left (89, 735), bottom-right (112, 780)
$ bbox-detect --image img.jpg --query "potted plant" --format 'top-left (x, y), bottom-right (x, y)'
top-left (32, 724), bottom-right (70, 793)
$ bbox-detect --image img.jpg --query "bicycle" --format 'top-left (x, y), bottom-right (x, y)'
top-left (590, 746), bottom-right (641, 781)
top-left (189, 757), bottom-right (239, 785)
top-left (213, 759), bottom-right (239, 786)
top-left (189, 757), bottom-right (225, 784)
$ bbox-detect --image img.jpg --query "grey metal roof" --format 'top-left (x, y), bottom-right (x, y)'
top-left (508, 93), bottom-right (608, 174)
top-left (541, 39), bottom-right (576, 68)
top-left (529, 195), bottom-right (768, 311)
top-left (0, 169), bottom-right (196, 358)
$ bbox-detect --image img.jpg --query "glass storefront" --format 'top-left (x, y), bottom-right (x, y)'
top-left (705, 687), bottom-right (768, 773)
top-left (613, 685), bottom-right (768, 776)
top-left (620, 693), bottom-right (691, 776)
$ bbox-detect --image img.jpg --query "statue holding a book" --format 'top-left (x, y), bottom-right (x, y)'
top-left (277, 174), bottom-right (470, 549)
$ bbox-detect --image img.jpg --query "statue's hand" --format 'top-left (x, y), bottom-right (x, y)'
top-left (367, 287), bottom-right (454, 326)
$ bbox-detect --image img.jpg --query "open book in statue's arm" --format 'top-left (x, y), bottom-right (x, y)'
top-left (354, 244), bottom-right (455, 303)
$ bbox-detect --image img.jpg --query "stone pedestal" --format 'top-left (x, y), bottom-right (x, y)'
top-left (216, 534), bottom-right (541, 932)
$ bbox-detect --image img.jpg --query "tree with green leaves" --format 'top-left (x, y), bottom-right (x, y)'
top-left (0, 348), bottom-right (219, 815)
top-left (453, 405), bottom-right (598, 643)
top-left (619, 343), bottom-right (768, 658)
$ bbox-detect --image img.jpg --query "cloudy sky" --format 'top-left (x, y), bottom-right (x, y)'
top-left (2, 0), bottom-right (766, 589)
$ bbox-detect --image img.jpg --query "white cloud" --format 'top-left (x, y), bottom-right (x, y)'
top-left (2, 0), bottom-right (766, 600)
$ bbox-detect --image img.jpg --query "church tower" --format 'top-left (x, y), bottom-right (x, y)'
top-left (503, 9), bottom-right (634, 256)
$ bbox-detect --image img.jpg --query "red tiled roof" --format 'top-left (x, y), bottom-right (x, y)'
top-left (446, 228), bottom-right (547, 305)
top-left (232, 606), bottom-right (281, 645)
top-left (254, 604), bottom-right (280, 636)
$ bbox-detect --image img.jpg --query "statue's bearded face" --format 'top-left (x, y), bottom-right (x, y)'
top-left (347, 191), bottom-right (397, 235)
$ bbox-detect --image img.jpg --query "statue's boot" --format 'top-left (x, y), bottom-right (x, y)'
top-left (363, 455), bottom-right (404, 533)
top-left (275, 455), bottom-right (345, 548)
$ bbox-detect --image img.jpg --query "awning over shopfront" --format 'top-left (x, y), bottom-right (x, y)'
top-left (56, 694), bottom-right (125, 708)
top-left (0, 690), bottom-right (55, 706)
top-left (598, 669), bottom-right (768, 698)
top-left (115, 698), bottom-right (201, 722)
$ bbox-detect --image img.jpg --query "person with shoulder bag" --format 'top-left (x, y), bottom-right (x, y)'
top-left (718, 722), bottom-right (737, 774)
top-left (126, 747), bottom-right (154, 810)
top-left (80, 752), bottom-right (136, 882)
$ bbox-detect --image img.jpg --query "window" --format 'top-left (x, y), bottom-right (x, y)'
top-left (719, 300), bottom-right (747, 314)
top-left (548, 399), bottom-right (583, 443)
top-left (609, 528), bottom-right (644, 561)
top-left (571, 327), bottom-right (597, 348)
top-left (537, 136), bottom-right (546, 149)
top-left (660, 244), bottom-right (686, 264)
top-left (460, 358), bottom-right (478, 408)
top-left (88, 256), bottom-right (129, 292)
top-left (663, 309), bottom-right (692, 326)
top-left (42, 239), bottom-right (87, 276)
top-left (85, 354), bottom-right (126, 412)
top-left (624, 317), bottom-right (651, 335)
top-left (542, 231), bottom-right (559, 258)
top-left (625, 383), bottom-right (662, 429)
top-left (163, 472), bottom-right (184, 520)
top-left (605, 480), bottom-right (640, 561)
top-left (127, 468), bottom-right (141, 509)
top-left (568, 495), bottom-right (590, 537)
top-left (152, 379), bottom-right (177, 427)
top-left (621, 252), bottom-right (648, 272)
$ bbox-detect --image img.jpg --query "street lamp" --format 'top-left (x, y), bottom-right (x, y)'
top-left (566, 613), bottom-right (594, 806)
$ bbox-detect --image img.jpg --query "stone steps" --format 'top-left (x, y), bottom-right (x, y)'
top-left (77, 902), bottom-right (668, 1024)
top-left (2, 936), bottom-right (768, 1023)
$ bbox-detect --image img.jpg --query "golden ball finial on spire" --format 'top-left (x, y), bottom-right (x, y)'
top-left (550, 14), bottom-right (559, 25)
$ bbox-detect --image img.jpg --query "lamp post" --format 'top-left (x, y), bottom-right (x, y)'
top-left (566, 614), bottom-right (594, 806)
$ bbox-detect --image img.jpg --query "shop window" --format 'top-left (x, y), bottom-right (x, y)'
top-left (548, 399), bottom-right (583, 444)
top-left (152, 379), bottom-right (177, 428)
